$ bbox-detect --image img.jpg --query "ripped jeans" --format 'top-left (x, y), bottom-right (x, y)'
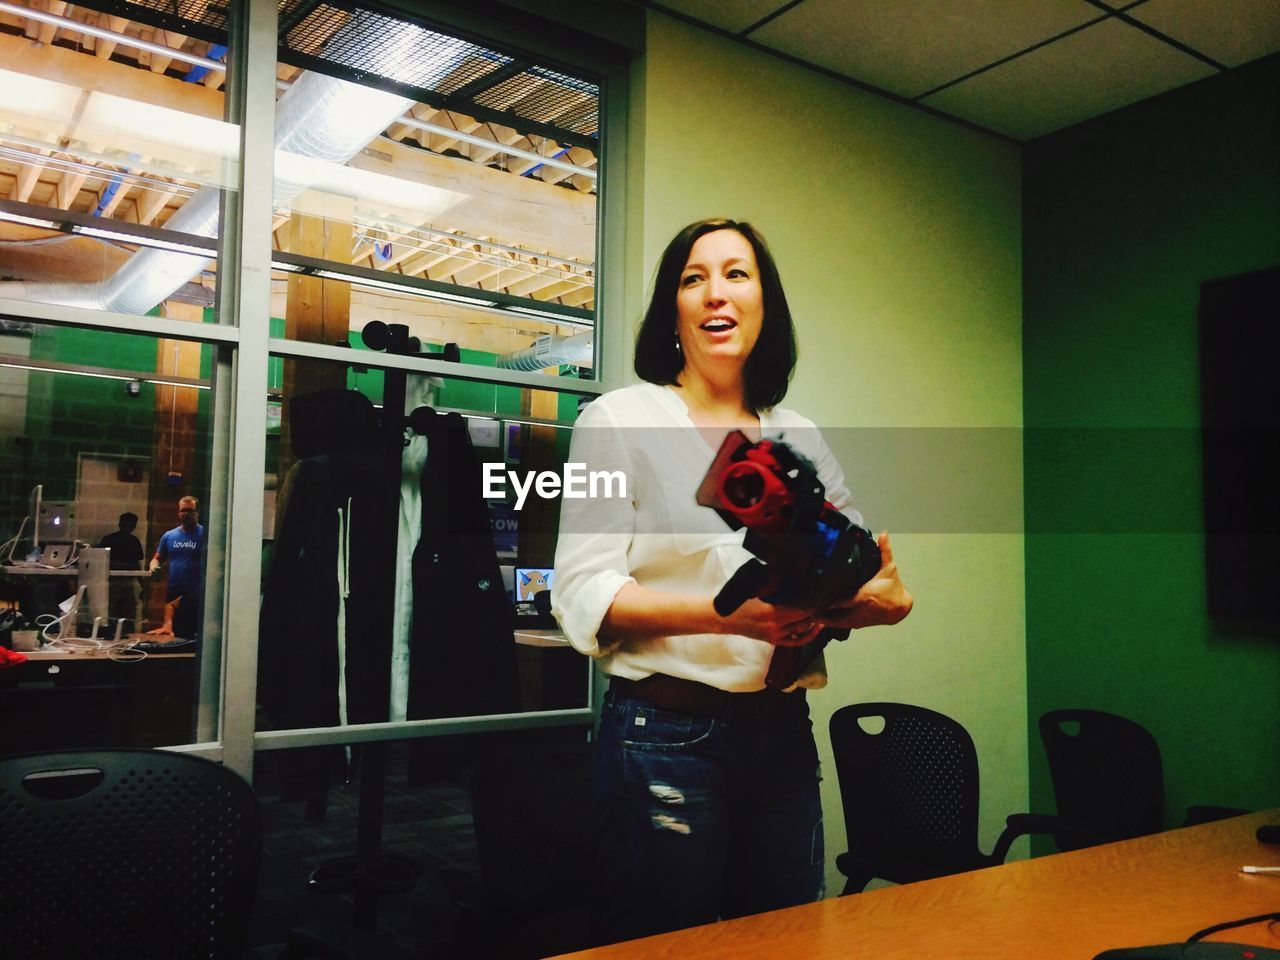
top-left (591, 686), bottom-right (824, 945)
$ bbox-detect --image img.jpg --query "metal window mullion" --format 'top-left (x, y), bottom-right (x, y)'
top-left (0, 297), bottom-right (241, 345)
top-left (268, 337), bottom-right (605, 395)
top-left (254, 707), bottom-right (596, 751)
top-left (219, 0), bottom-right (278, 782)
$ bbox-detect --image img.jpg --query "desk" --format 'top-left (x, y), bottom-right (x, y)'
top-left (513, 628), bottom-right (586, 710)
top-left (1, 645), bottom-right (197, 751)
top-left (551, 811), bottom-right (1280, 960)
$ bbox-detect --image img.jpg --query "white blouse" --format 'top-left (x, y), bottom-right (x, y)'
top-left (552, 382), bottom-right (865, 692)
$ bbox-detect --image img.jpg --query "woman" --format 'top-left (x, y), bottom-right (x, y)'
top-left (553, 218), bottom-right (912, 944)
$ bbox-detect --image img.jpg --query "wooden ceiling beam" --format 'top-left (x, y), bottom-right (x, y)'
top-left (350, 136), bottom-right (595, 261)
top-left (36, 1), bottom-right (67, 45)
top-left (149, 29), bottom-right (189, 75)
top-left (95, 176), bottom-right (134, 218)
top-left (526, 278), bottom-right (582, 302)
top-left (427, 110), bottom-right (483, 153)
top-left (0, 31), bottom-right (225, 118)
top-left (13, 149), bottom-right (52, 203)
top-left (404, 243), bottom-right (471, 278)
top-left (135, 183), bottom-right (180, 226)
top-left (94, 13), bottom-right (130, 60)
top-left (446, 254), bottom-right (512, 288)
top-left (55, 168), bottom-right (87, 211)
top-left (467, 121), bottom-right (525, 166)
top-left (559, 285), bottom-right (595, 308)
top-left (504, 269), bottom-right (571, 297)
top-left (380, 233), bottom-right (443, 273)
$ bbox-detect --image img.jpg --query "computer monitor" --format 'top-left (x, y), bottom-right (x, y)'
top-left (513, 567), bottom-right (554, 613)
top-left (38, 500), bottom-right (76, 548)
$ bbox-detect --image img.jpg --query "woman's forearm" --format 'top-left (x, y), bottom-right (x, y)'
top-left (599, 583), bottom-right (723, 646)
top-left (598, 583), bottom-right (823, 648)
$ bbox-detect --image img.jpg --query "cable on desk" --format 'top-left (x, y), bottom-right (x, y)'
top-left (1187, 911), bottom-right (1280, 942)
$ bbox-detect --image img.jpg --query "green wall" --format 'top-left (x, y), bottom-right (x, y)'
top-left (1023, 54), bottom-right (1280, 844)
top-left (627, 13), bottom-right (1025, 894)
top-left (9, 327), bottom-right (216, 529)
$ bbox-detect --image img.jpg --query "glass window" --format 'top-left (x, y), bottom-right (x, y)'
top-left (256, 351), bottom-right (590, 737)
top-left (268, 3), bottom-right (599, 375)
top-left (0, 319), bottom-right (221, 750)
top-left (0, 0), bottom-right (239, 321)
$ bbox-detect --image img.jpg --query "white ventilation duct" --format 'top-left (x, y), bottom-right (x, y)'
top-left (0, 14), bottom-right (459, 316)
top-left (494, 332), bottom-right (593, 371)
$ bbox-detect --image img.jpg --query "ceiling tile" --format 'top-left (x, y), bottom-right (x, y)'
top-left (654, 0), bottom-right (789, 35)
top-left (1126, 0), bottom-right (1280, 68)
top-left (920, 17), bottom-right (1216, 140)
top-left (748, 0), bottom-right (1100, 98)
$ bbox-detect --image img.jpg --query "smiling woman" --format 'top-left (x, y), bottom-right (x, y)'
top-left (552, 216), bottom-right (913, 944)
top-left (635, 218), bottom-right (796, 413)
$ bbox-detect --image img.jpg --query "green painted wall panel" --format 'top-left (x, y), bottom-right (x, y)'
top-left (1023, 54), bottom-right (1280, 848)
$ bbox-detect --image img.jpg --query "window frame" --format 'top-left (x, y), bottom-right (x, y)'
top-left (0, 0), bottom-right (629, 778)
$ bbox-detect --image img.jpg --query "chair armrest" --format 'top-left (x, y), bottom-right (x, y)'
top-left (1181, 804), bottom-right (1250, 828)
top-left (990, 813), bottom-right (1103, 863)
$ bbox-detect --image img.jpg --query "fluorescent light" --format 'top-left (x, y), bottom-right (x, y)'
top-left (0, 358), bottom-right (209, 390)
top-left (505, 304), bottom-right (593, 325)
top-left (0, 2), bottom-right (226, 72)
top-left (0, 210), bottom-right (60, 230)
top-left (313, 269), bottom-right (497, 306)
top-left (73, 225), bottom-right (214, 258)
top-left (271, 260), bottom-right (305, 273)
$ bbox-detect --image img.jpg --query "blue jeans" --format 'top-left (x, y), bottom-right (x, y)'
top-left (591, 687), bottom-right (824, 944)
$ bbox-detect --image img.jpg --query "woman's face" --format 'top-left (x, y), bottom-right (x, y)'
top-left (675, 229), bottom-right (764, 377)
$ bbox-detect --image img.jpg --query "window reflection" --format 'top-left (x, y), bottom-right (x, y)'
top-left (257, 353), bottom-right (588, 744)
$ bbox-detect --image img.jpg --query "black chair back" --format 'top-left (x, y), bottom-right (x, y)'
top-left (0, 749), bottom-right (261, 959)
top-left (1039, 708), bottom-right (1164, 849)
top-left (830, 703), bottom-right (986, 879)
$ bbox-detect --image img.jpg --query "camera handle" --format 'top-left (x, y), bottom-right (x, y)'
top-left (713, 559), bottom-right (771, 616)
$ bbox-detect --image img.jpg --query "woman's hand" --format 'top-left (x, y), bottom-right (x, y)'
top-left (818, 531), bottom-right (913, 630)
top-left (720, 598), bottom-right (825, 647)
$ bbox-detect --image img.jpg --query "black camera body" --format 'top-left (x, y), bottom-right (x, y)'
top-left (697, 430), bottom-right (881, 687)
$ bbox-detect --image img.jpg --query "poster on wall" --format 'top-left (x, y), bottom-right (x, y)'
top-left (489, 499), bottom-right (518, 560)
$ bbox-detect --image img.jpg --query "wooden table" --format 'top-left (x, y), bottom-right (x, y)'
top-left (551, 810), bottom-right (1280, 960)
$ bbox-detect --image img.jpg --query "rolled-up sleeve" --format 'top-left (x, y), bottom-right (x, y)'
top-left (552, 400), bottom-right (637, 657)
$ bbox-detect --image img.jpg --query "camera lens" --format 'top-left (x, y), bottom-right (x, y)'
top-left (722, 466), bottom-right (765, 507)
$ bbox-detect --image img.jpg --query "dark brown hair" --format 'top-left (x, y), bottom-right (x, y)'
top-left (633, 218), bottom-right (797, 411)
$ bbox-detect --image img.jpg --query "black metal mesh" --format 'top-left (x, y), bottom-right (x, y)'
top-left (0, 750), bottom-right (261, 959)
top-left (279, 2), bottom-right (600, 146)
top-left (472, 64), bottom-right (599, 138)
top-left (66, 0), bottom-right (231, 45)
top-left (283, 3), bottom-right (513, 94)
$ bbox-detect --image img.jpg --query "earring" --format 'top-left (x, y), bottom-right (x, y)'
top-left (674, 335), bottom-right (682, 353)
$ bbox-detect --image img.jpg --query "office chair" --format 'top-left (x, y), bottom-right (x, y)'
top-left (1039, 709), bottom-right (1248, 852)
top-left (451, 735), bottom-right (596, 959)
top-left (830, 702), bottom-right (1063, 895)
top-left (0, 749), bottom-right (260, 959)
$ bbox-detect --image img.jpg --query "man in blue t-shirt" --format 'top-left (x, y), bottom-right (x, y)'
top-left (147, 496), bottom-right (205, 639)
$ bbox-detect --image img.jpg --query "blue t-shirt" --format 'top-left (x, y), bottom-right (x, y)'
top-left (157, 524), bottom-right (205, 600)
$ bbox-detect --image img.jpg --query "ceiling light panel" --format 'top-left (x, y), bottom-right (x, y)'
top-left (920, 16), bottom-right (1216, 140)
top-left (646, 0), bottom-right (784, 35)
top-left (1125, 0), bottom-right (1280, 68)
top-left (748, 0), bottom-right (1100, 99)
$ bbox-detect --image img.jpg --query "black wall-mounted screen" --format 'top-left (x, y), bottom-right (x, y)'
top-left (1198, 264), bottom-right (1279, 634)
